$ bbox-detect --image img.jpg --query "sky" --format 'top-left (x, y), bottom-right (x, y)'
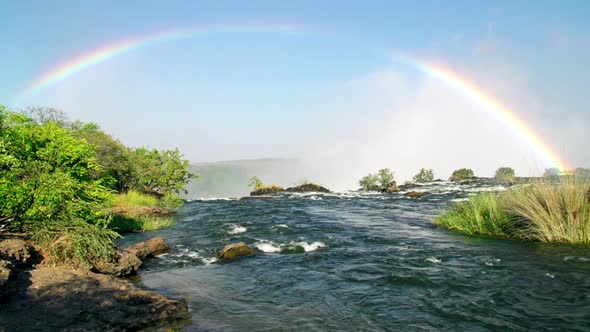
top-left (1, 1), bottom-right (589, 187)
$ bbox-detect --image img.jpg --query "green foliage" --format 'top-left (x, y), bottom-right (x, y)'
top-left (126, 147), bottom-right (196, 195)
top-left (359, 168), bottom-right (395, 191)
top-left (449, 168), bottom-right (475, 181)
top-left (0, 109), bottom-right (118, 267)
top-left (108, 214), bottom-right (174, 233)
top-left (435, 178), bottom-right (590, 245)
top-left (248, 176), bottom-right (264, 190)
top-left (435, 193), bottom-right (512, 237)
top-left (377, 168), bottom-right (394, 187)
top-left (413, 168), bottom-right (434, 183)
top-left (543, 168), bottom-right (561, 178)
top-left (495, 167), bottom-right (516, 184)
top-left (114, 190), bottom-right (160, 207)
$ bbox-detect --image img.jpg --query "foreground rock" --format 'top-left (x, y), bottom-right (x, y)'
top-left (218, 242), bottom-right (256, 260)
top-left (0, 259), bottom-right (13, 295)
top-left (125, 236), bottom-right (171, 260)
top-left (250, 186), bottom-right (285, 196)
top-left (285, 183), bottom-right (331, 193)
top-left (0, 267), bottom-right (189, 331)
top-left (0, 239), bottom-right (31, 266)
top-left (405, 191), bottom-right (431, 198)
top-left (93, 251), bottom-right (142, 277)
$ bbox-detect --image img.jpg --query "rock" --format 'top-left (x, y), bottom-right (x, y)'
top-left (0, 239), bottom-right (31, 266)
top-left (218, 242), bottom-right (256, 260)
top-left (405, 191), bottom-right (431, 198)
top-left (285, 183), bottom-right (331, 193)
top-left (0, 259), bottom-right (13, 294)
top-left (125, 237), bottom-right (171, 260)
top-left (383, 181), bottom-right (400, 193)
top-left (0, 267), bottom-right (189, 331)
top-left (398, 182), bottom-right (420, 191)
top-left (93, 251), bottom-right (142, 277)
top-left (250, 186), bottom-right (285, 196)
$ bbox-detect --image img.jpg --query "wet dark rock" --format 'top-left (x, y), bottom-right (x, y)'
top-left (0, 239), bottom-right (31, 266)
top-left (93, 251), bottom-right (142, 277)
top-left (0, 267), bottom-right (189, 331)
top-left (218, 242), bottom-right (256, 260)
top-left (125, 237), bottom-right (171, 260)
top-left (285, 183), bottom-right (331, 193)
top-left (250, 186), bottom-right (285, 196)
top-left (405, 191), bottom-right (431, 198)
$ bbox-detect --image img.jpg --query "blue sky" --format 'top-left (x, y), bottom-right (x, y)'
top-left (1, 1), bottom-right (589, 185)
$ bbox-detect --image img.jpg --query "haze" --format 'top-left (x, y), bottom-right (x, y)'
top-left (1, 1), bottom-right (589, 191)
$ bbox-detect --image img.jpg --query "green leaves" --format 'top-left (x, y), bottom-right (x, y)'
top-left (359, 168), bottom-right (395, 191)
top-left (413, 168), bottom-right (434, 183)
top-left (449, 168), bottom-right (475, 182)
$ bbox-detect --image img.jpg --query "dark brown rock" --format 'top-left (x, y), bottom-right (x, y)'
top-left (93, 251), bottom-right (142, 277)
top-left (404, 191), bottom-right (431, 198)
top-left (250, 185), bottom-right (285, 196)
top-left (0, 239), bottom-right (31, 266)
top-left (125, 237), bottom-right (171, 260)
top-left (0, 267), bottom-right (189, 331)
top-left (0, 259), bottom-right (13, 294)
top-left (285, 183), bottom-right (331, 193)
top-left (218, 242), bottom-right (256, 260)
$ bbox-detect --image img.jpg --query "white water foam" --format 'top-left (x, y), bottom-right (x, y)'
top-left (289, 241), bottom-right (326, 252)
top-left (254, 240), bottom-right (282, 253)
top-left (254, 240), bottom-right (326, 253)
top-left (425, 257), bottom-right (442, 263)
top-left (226, 224), bottom-right (247, 234)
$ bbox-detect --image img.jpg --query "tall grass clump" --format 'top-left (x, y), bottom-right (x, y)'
top-left (507, 177), bottom-right (590, 245)
top-left (435, 193), bottom-right (512, 237)
top-left (108, 190), bottom-right (182, 233)
top-left (435, 177), bottom-right (590, 246)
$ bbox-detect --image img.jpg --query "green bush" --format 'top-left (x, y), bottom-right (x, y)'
top-left (449, 168), bottom-right (475, 181)
top-left (495, 167), bottom-right (516, 184)
top-left (359, 168), bottom-right (395, 191)
top-left (413, 168), bottom-right (434, 183)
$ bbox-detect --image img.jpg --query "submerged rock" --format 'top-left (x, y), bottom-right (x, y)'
top-left (250, 186), bottom-right (285, 196)
top-left (93, 251), bottom-right (142, 277)
top-left (0, 267), bottom-right (189, 331)
top-left (218, 242), bottom-right (256, 260)
top-left (125, 237), bottom-right (171, 260)
top-left (285, 183), bottom-right (331, 193)
top-left (0, 239), bottom-right (31, 266)
top-left (405, 191), bottom-right (431, 198)
top-left (383, 181), bottom-right (400, 193)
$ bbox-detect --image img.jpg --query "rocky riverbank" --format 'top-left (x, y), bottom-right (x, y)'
top-left (0, 236), bottom-right (190, 331)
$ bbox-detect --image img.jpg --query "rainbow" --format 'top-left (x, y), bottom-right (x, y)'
top-left (12, 23), bottom-right (568, 171)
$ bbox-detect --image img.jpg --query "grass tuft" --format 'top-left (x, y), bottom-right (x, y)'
top-left (108, 190), bottom-right (182, 233)
top-left (435, 177), bottom-right (590, 245)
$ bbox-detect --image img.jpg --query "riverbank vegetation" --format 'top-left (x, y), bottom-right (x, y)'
top-left (413, 168), bottom-right (434, 183)
top-left (0, 105), bottom-right (195, 267)
top-left (359, 168), bottom-right (395, 191)
top-left (449, 168), bottom-right (475, 181)
top-left (435, 177), bottom-right (590, 245)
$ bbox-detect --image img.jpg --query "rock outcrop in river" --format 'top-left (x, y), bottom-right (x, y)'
top-left (218, 242), bottom-right (256, 260)
top-left (286, 183), bottom-right (331, 193)
top-left (0, 236), bottom-right (189, 330)
top-left (250, 185), bottom-right (285, 196)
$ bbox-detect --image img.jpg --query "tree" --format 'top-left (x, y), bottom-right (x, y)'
top-left (24, 106), bottom-right (71, 127)
top-left (377, 168), bottom-right (395, 187)
top-left (495, 167), bottom-right (515, 184)
top-left (573, 168), bottom-right (590, 179)
top-left (248, 176), bottom-right (264, 190)
top-left (359, 173), bottom-right (379, 191)
top-left (543, 168), bottom-right (561, 178)
top-left (449, 168), bottom-right (475, 181)
top-left (413, 168), bottom-right (434, 183)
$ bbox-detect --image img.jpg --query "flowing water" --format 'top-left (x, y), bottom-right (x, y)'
top-left (118, 182), bottom-right (590, 331)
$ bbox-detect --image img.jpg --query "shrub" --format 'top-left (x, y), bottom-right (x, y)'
top-left (434, 193), bottom-right (512, 237)
top-left (359, 168), bottom-right (395, 191)
top-left (495, 167), bottom-right (516, 184)
top-left (449, 168), bottom-right (475, 181)
top-left (248, 176), bottom-right (264, 190)
top-left (359, 174), bottom-right (379, 191)
top-left (413, 168), bottom-right (434, 183)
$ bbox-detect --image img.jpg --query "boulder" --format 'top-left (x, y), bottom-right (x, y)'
top-left (0, 259), bottom-right (13, 292)
top-left (125, 237), bottom-right (171, 260)
top-left (0, 267), bottom-right (189, 331)
top-left (218, 242), bottom-right (256, 260)
top-left (93, 251), bottom-right (142, 277)
top-left (250, 186), bottom-right (285, 196)
top-left (405, 191), bottom-right (431, 198)
top-left (383, 181), bottom-right (400, 193)
top-left (0, 239), bottom-right (31, 266)
top-left (285, 183), bottom-right (331, 193)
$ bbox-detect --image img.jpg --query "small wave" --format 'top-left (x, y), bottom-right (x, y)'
top-left (254, 240), bottom-right (326, 253)
top-left (275, 224), bottom-right (289, 228)
top-left (157, 247), bottom-right (217, 265)
top-left (254, 241), bottom-right (282, 253)
top-left (545, 273), bottom-right (555, 279)
top-left (290, 241), bottom-right (326, 252)
top-left (563, 256), bottom-right (590, 262)
top-left (425, 257), bottom-right (442, 264)
top-left (226, 224), bottom-right (247, 234)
